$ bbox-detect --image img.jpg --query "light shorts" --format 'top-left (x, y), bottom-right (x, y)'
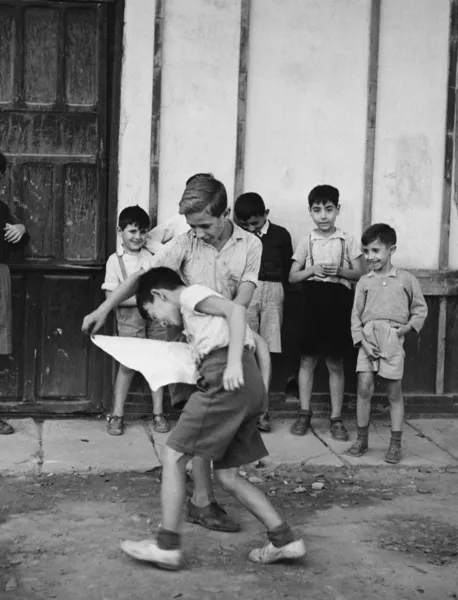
top-left (116, 306), bottom-right (167, 341)
top-left (166, 347), bottom-right (268, 470)
top-left (247, 281), bottom-right (284, 353)
top-left (356, 320), bottom-right (405, 380)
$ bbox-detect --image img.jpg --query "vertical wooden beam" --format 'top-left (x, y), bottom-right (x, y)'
top-left (439, 0), bottom-right (458, 269)
top-left (435, 296), bottom-right (448, 394)
top-left (234, 0), bottom-right (251, 202)
top-left (362, 0), bottom-right (381, 231)
top-left (149, 0), bottom-right (164, 227)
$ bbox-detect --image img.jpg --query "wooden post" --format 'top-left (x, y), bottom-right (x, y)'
top-left (439, 0), bottom-right (458, 269)
top-left (234, 0), bottom-right (251, 202)
top-left (435, 296), bottom-right (448, 395)
top-left (362, 0), bottom-right (381, 231)
top-left (149, 0), bottom-right (164, 227)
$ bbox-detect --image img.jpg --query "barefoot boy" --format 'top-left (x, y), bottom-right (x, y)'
top-left (347, 223), bottom-right (428, 463)
top-left (119, 267), bottom-right (306, 570)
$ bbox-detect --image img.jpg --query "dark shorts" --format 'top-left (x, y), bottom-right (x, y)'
top-left (300, 281), bottom-right (353, 358)
top-left (166, 347), bottom-right (268, 470)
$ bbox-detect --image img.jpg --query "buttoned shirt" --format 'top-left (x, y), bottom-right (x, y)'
top-left (257, 220), bottom-right (270, 237)
top-left (102, 246), bottom-right (153, 291)
top-left (351, 267), bottom-right (428, 346)
top-left (292, 228), bottom-right (361, 289)
top-left (180, 285), bottom-right (255, 363)
top-left (143, 221), bottom-right (262, 300)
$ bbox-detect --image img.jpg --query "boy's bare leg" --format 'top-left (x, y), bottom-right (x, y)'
top-left (347, 371), bottom-right (374, 456)
top-left (151, 387), bottom-right (170, 433)
top-left (290, 354), bottom-right (318, 435)
top-left (384, 379), bottom-right (404, 464)
top-left (326, 356), bottom-right (349, 441)
top-left (107, 365), bottom-right (134, 435)
top-left (187, 457), bottom-right (240, 532)
top-left (215, 468), bottom-right (306, 563)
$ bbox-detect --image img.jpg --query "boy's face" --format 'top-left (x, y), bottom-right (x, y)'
top-left (309, 201), bottom-right (340, 232)
top-left (119, 223), bottom-right (148, 253)
top-left (185, 208), bottom-right (229, 245)
top-left (142, 295), bottom-right (183, 328)
top-left (363, 239), bottom-right (396, 272)
top-left (236, 211), bottom-right (269, 234)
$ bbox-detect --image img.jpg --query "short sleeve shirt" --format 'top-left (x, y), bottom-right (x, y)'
top-left (292, 228), bottom-right (361, 289)
top-left (180, 285), bottom-right (255, 363)
top-left (102, 247), bottom-right (154, 291)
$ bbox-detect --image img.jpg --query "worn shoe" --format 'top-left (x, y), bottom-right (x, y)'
top-left (346, 437), bottom-right (369, 457)
top-left (106, 414), bottom-right (124, 436)
top-left (249, 539), bottom-right (306, 564)
top-left (257, 412), bottom-right (272, 433)
top-left (384, 442), bottom-right (402, 464)
top-left (153, 414), bottom-right (171, 433)
top-left (0, 418), bottom-right (14, 435)
top-left (290, 411), bottom-right (312, 436)
top-left (120, 539), bottom-right (182, 570)
top-left (185, 500), bottom-right (240, 532)
top-left (330, 419), bottom-right (349, 441)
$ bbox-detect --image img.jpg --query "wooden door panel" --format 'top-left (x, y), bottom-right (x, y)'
top-left (36, 274), bottom-right (94, 399)
top-left (65, 7), bottom-right (98, 106)
top-left (0, 6), bottom-right (14, 105)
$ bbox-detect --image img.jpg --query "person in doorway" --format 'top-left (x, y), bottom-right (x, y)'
top-left (82, 174), bottom-right (262, 533)
top-left (0, 152), bottom-right (29, 435)
top-left (102, 205), bottom-right (170, 435)
top-left (347, 223), bottom-right (427, 463)
top-left (234, 192), bottom-right (293, 432)
top-left (119, 267), bottom-right (306, 570)
top-left (288, 185), bottom-right (363, 440)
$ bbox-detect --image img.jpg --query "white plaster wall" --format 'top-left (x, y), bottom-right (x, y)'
top-left (372, 0), bottom-right (450, 269)
top-left (243, 0), bottom-right (370, 249)
top-left (117, 0), bottom-right (156, 215)
top-left (157, 0), bottom-right (241, 223)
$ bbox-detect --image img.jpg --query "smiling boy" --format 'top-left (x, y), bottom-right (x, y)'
top-left (347, 223), bottom-right (427, 463)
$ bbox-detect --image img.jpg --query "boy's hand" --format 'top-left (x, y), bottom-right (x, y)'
top-left (223, 361), bottom-right (244, 391)
top-left (361, 339), bottom-right (380, 360)
top-left (321, 263), bottom-right (340, 277)
top-left (4, 223), bottom-right (26, 244)
top-left (82, 309), bottom-right (108, 336)
top-left (393, 324), bottom-right (411, 338)
top-left (311, 265), bottom-right (327, 278)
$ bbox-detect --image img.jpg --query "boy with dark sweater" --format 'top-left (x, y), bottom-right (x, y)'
top-left (234, 193), bottom-right (293, 432)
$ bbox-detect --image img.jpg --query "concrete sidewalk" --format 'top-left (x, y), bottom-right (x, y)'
top-left (1, 417), bottom-right (457, 475)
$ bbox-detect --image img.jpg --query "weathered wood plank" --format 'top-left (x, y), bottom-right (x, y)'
top-left (65, 6), bottom-right (98, 106)
top-left (234, 0), bottom-right (251, 202)
top-left (0, 6), bottom-right (15, 104)
top-left (444, 295), bottom-right (458, 393)
top-left (362, 0), bottom-right (381, 230)
top-left (440, 0), bottom-right (458, 268)
top-left (149, 0), bottom-right (164, 228)
top-left (435, 296), bottom-right (447, 394)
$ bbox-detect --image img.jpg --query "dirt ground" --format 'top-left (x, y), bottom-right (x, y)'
top-left (1, 464), bottom-right (457, 600)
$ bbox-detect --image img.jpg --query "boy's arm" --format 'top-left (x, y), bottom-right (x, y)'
top-left (252, 331), bottom-right (271, 393)
top-left (281, 230), bottom-right (293, 285)
top-left (351, 279), bottom-right (366, 346)
top-left (234, 235), bottom-right (262, 308)
top-left (396, 274), bottom-right (428, 335)
top-left (336, 256), bottom-right (363, 282)
top-left (194, 295), bottom-right (247, 391)
top-left (288, 237), bottom-right (325, 283)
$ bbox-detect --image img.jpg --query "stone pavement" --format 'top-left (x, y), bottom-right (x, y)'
top-left (0, 417), bottom-right (457, 475)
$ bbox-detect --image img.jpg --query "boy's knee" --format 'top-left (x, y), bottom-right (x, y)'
top-left (387, 381), bottom-right (403, 403)
top-left (214, 467), bottom-right (239, 489)
top-left (325, 356), bottom-right (343, 372)
top-left (162, 445), bottom-right (188, 467)
top-left (300, 355), bottom-right (318, 370)
top-left (358, 374), bottom-right (374, 400)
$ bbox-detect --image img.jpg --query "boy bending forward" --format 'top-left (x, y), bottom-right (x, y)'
top-left (120, 267), bottom-right (306, 570)
top-left (348, 224), bottom-right (427, 464)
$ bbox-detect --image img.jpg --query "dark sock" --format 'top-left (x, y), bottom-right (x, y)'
top-left (299, 409), bottom-right (312, 416)
top-left (330, 417), bottom-right (343, 423)
top-left (357, 425), bottom-right (369, 439)
top-left (267, 521), bottom-right (296, 548)
top-left (390, 430), bottom-right (402, 443)
top-left (156, 528), bottom-right (182, 551)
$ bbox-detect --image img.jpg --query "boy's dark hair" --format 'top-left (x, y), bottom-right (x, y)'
top-left (136, 267), bottom-right (184, 319)
top-left (361, 223), bottom-right (397, 247)
top-left (0, 152), bottom-right (6, 175)
top-left (118, 205), bottom-right (150, 231)
top-left (234, 192), bottom-right (266, 221)
top-left (308, 185), bottom-right (339, 208)
top-left (179, 175), bottom-right (227, 217)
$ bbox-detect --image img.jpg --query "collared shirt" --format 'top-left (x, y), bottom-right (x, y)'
top-left (257, 220), bottom-right (270, 238)
top-left (102, 246), bottom-right (153, 291)
top-left (145, 214), bottom-right (189, 254)
top-left (143, 221), bottom-right (262, 300)
top-left (180, 284), bottom-right (255, 363)
top-left (292, 228), bottom-right (361, 289)
top-left (351, 267), bottom-right (428, 345)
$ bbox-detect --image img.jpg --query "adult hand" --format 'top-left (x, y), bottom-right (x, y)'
top-left (81, 310), bottom-right (108, 336)
top-left (321, 263), bottom-right (340, 277)
top-left (223, 360), bottom-right (244, 391)
top-left (4, 223), bottom-right (26, 244)
top-left (361, 339), bottom-right (380, 360)
top-left (393, 324), bottom-right (411, 338)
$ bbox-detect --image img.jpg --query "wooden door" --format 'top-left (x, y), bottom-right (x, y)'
top-left (0, 1), bottom-right (112, 414)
